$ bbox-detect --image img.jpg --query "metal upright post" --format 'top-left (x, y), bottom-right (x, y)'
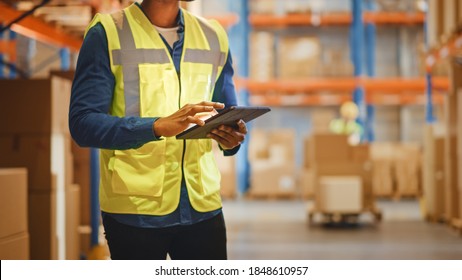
top-left (365, 0), bottom-right (376, 141)
top-left (0, 23), bottom-right (4, 79)
top-left (59, 47), bottom-right (70, 71)
top-left (424, 0), bottom-right (435, 124)
top-left (351, 0), bottom-right (367, 141)
top-left (90, 148), bottom-right (100, 247)
top-left (9, 30), bottom-right (16, 78)
top-left (228, 0), bottom-right (250, 193)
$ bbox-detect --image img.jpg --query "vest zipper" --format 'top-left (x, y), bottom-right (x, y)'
top-left (178, 72), bottom-right (187, 179)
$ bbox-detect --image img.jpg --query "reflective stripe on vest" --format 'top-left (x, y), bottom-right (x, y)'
top-left (183, 19), bottom-right (227, 100)
top-left (111, 10), bottom-right (170, 116)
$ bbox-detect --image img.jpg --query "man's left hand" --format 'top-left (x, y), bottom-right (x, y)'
top-left (207, 119), bottom-right (247, 150)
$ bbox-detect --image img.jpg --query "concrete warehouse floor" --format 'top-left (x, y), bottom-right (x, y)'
top-left (223, 200), bottom-right (462, 260)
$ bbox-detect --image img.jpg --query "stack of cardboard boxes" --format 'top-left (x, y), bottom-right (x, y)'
top-left (0, 73), bottom-right (80, 259)
top-left (249, 0), bottom-right (351, 15)
top-left (278, 36), bottom-right (321, 79)
top-left (0, 169), bottom-right (29, 260)
top-left (394, 144), bottom-right (422, 197)
top-left (427, 0), bottom-right (462, 50)
top-left (70, 141), bottom-right (92, 257)
top-left (306, 134), bottom-right (375, 214)
top-left (443, 60), bottom-right (462, 228)
top-left (248, 129), bottom-right (297, 198)
top-left (422, 125), bottom-right (446, 221)
top-left (370, 143), bottom-right (395, 197)
top-left (371, 142), bottom-right (422, 198)
top-left (249, 34), bottom-right (352, 83)
top-left (250, 32), bottom-right (275, 82)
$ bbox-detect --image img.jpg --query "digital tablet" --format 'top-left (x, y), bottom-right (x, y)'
top-left (176, 106), bottom-right (271, 139)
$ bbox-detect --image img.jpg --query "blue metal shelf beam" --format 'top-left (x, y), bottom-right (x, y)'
top-left (59, 48), bottom-right (70, 71)
top-left (90, 148), bottom-right (100, 247)
top-left (0, 23), bottom-right (5, 79)
top-left (351, 0), bottom-right (367, 141)
top-left (365, 0), bottom-right (376, 142)
top-left (228, 0), bottom-right (250, 193)
top-left (424, 0), bottom-right (435, 124)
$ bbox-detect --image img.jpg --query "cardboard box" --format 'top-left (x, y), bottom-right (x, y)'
top-left (66, 185), bottom-right (81, 260)
top-left (372, 159), bottom-right (394, 197)
top-left (0, 135), bottom-right (52, 191)
top-left (0, 76), bottom-right (72, 135)
top-left (316, 161), bottom-right (373, 209)
top-left (79, 226), bottom-right (91, 258)
top-left (72, 134), bottom-right (91, 224)
top-left (250, 0), bottom-right (277, 15)
top-left (249, 129), bottom-right (271, 161)
top-left (250, 32), bottom-right (275, 81)
top-left (0, 79), bottom-right (52, 135)
top-left (28, 190), bottom-right (57, 260)
top-left (249, 129), bottom-right (297, 197)
top-left (458, 0), bottom-right (462, 26)
top-left (309, 134), bottom-right (350, 164)
top-left (269, 129), bottom-right (296, 161)
top-left (394, 144), bottom-right (421, 197)
top-left (350, 144), bottom-right (370, 163)
top-left (303, 137), bottom-right (312, 169)
top-left (370, 142), bottom-right (397, 159)
top-left (318, 176), bottom-right (363, 213)
top-left (0, 232), bottom-right (29, 260)
top-left (284, 0), bottom-right (311, 14)
top-left (299, 168), bottom-right (315, 199)
top-left (73, 158), bottom-right (91, 225)
top-left (250, 162), bottom-right (297, 197)
top-left (71, 140), bottom-right (91, 162)
top-left (319, 49), bottom-right (354, 77)
top-left (0, 168), bottom-right (28, 239)
top-left (278, 36), bottom-right (321, 79)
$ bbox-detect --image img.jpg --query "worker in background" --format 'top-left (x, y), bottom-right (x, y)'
top-left (69, 0), bottom-right (246, 260)
top-left (329, 101), bottom-right (362, 145)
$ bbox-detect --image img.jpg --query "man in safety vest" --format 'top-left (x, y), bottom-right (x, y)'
top-left (329, 101), bottom-right (362, 145)
top-left (69, 0), bottom-right (246, 260)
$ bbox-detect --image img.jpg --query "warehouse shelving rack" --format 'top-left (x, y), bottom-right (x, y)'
top-left (242, 1), bottom-right (449, 108)
top-left (0, 2), bottom-right (82, 52)
top-left (250, 10), bottom-right (426, 27)
top-left (424, 26), bottom-right (462, 235)
top-left (226, 0), bottom-right (450, 195)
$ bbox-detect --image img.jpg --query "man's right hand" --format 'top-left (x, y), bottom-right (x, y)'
top-left (153, 101), bottom-right (225, 138)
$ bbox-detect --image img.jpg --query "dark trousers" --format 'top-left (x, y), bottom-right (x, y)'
top-left (102, 213), bottom-right (227, 260)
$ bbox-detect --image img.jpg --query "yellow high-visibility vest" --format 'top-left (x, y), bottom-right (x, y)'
top-left (86, 4), bottom-right (229, 215)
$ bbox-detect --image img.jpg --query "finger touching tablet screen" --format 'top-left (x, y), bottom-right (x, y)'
top-left (176, 106), bottom-right (271, 139)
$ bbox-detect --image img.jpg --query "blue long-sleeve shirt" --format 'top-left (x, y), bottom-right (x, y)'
top-left (69, 5), bottom-right (239, 228)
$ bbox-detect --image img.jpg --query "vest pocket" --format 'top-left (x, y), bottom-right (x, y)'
top-left (111, 141), bottom-right (166, 197)
top-left (190, 73), bottom-right (212, 104)
top-left (196, 139), bottom-right (221, 196)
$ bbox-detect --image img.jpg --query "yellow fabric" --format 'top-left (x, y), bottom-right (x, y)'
top-left (88, 4), bottom-right (229, 216)
top-left (329, 119), bottom-right (362, 135)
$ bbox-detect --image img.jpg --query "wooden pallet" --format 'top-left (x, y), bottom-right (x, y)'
top-left (246, 192), bottom-right (299, 201)
top-left (307, 206), bottom-right (382, 225)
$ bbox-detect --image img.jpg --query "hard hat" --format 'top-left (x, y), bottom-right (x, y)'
top-left (340, 101), bottom-right (359, 121)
